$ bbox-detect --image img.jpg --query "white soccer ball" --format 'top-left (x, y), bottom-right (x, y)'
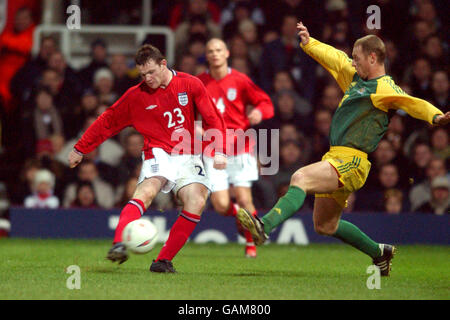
top-left (122, 219), bottom-right (158, 254)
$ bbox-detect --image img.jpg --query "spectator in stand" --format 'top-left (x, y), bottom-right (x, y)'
top-left (24, 168), bottom-right (59, 209)
top-left (115, 176), bottom-right (139, 208)
top-left (230, 57), bottom-right (251, 77)
top-left (186, 33), bottom-right (208, 66)
top-left (82, 148), bottom-right (117, 186)
top-left (222, 1), bottom-right (254, 41)
top-left (168, 0), bottom-right (221, 30)
top-left (228, 34), bottom-right (257, 79)
top-left (93, 67), bottom-right (117, 106)
top-left (409, 157), bottom-right (447, 211)
top-left (430, 127), bottom-right (449, 163)
top-left (367, 139), bottom-right (397, 188)
top-left (430, 70), bottom-right (448, 112)
top-left (310, 109), bottom-right (332, 162)
top-left (117, 131), bottom-right (144, 185)
top-left (78, 39), bottom-right (109, 90)
top-left (71, 181), bottom-right (99, 209)
top-left (279, 123), bottom-right (301, 145)
top-left (0, 7), bottom-right (35, 110)
top-left (63, 160), bottom-right (115, 209)
top-left (413, 1), bottom-right (442, 35)
top-left (356, 163), bottom-right (407, 212)
top-left (46, 52), bottom-right (83, 138)
top-left (385, 113), bottom-right (407, 156)
top-left (414, 176), bottom-right (449, 215)
top-left (259, 14), bottom-right (316, 102)
top-left (403, 20), bottom-right (434, 64)
top-left (422, 35), bottom-right (447, 70)
top-left (271, 140), bottom-right (308, 195)
top-left (272, 70), bottom-right (295, 94)
top-left (73, 89), bottom-right (99, 134)
top-left (320, 84), bottom-right (342, 113)
top-left (266, 89), bottom-right (302, 130)
top-left (110, 54), bottom-right (139, 96)
top-left (265, 0), bottom-right (324, 36)
top-left (383, 189), bottom-right (404, 214)
top-left (238, 19), bottom-right (263, 70)
top-left (176, 53), bottom-right (198, 75)
top-left (406, 57), bottom-right (433, 101)
top-left (174, 14), bottom-right (221, 61)
top-left (384, 39), bottom-right (405, 83)
top-left (11, 35), bottom-right (58, 107)
top-left (33, 87), bottom-right (64, 143)
top-left (409, 141), bottom-right (434, 185)
top-left (220, 0), bottom-right (265, 29)
top-left (270, 73), bottom-right (312, 126)
top-left (11, 158), bottom-right (41, 205)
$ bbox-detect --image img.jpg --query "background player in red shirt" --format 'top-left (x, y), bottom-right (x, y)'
top-left (68, 44), bottom-right (227, 273)
top-left (198, 38), bottom-right (274, 258)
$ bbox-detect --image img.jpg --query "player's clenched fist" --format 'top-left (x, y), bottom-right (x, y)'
top-left (213, 153), bottom-right (227, 170)
top-left (68, 148), bottom-right (83, 168)
top-left (297, 21), bottom-right (310, 46)
top-left (434, 111), bottom-right (450, 126)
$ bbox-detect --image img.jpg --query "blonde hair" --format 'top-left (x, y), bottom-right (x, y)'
top-left (354, 35), bottom-right (386, 64)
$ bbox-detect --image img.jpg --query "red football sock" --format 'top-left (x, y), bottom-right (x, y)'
top-left (226, 202), bottom-right (238, 217)
top-left (156, 210), bottom-right (200, 262)
top-left (113, 199), bottom-right (145, 244)
top-left (245, 210), bottom-right (258, 246)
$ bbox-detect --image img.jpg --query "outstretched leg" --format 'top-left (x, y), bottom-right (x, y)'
top-left (314, 196), bottom-right (396, 276)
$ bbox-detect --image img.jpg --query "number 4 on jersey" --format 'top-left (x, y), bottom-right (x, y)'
top-left (212, 97), bottom-right (225, 113)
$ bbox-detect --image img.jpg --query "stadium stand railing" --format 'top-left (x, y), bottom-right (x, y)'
top-left (32, 24), bottom-right (175, 69)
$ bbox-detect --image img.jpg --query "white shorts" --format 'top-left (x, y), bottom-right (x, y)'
top-left (204, 153), bottom-right (259, 192)
top-left (138, 148), bottom-right (210, 195)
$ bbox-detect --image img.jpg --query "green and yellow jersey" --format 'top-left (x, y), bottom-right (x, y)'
top-left (301, 38), bottom-right (443, 154)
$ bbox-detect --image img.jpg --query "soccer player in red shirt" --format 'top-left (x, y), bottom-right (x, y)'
top-left (68, 44), bottom-right (227, 273)
top-left (198, 38), bottom-right (274, 258)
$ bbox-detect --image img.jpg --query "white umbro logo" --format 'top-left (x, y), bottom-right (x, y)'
top-left (146, 105), bottom-right (158, 110)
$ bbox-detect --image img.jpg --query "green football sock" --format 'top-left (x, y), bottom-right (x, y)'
top-left (261, 185), bottom-right (306, 234)
top-left (333, 220), bottom-right (381, 258)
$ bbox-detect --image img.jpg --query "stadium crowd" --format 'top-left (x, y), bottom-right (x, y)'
top-left (0, 0), bottom-right (448, 226)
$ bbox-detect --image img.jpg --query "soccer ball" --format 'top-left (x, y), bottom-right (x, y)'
top-left (122, 219), bottom-right (158, 254)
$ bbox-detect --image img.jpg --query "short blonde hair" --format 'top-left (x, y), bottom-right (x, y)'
top-left (354, 35), bottom-right (386, 64)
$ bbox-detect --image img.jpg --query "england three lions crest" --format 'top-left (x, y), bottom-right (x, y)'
top-left (178, 92), bottom-right (188, 106)
top-left (227, 88), bottom-right (237, 101)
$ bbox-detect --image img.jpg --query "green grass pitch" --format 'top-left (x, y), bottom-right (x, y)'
top-left (0, 239), bottom-right (448, 300)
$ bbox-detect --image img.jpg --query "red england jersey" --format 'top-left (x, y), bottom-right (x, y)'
top-left (74, 70), bottom-right (226, 159)
top-left (197, 68), bottom-right (274, 155)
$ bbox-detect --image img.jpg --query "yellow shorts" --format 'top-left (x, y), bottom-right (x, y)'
top-left (315, 146), bottom-right (371, 208)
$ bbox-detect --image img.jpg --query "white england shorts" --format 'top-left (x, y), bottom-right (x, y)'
top-left (204, 153), bottom-right (259, 192)
top-left (138, 148), bottom-right (210, 195)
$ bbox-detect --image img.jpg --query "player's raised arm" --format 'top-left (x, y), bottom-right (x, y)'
top-left (242, 74), bottom-right (274, 126)
top-left (298, 21), bottom-right (356, 92)
top-left (69, 88), bottom-right (134, 168)
top-left (371, 78), bottom-right (446, 126)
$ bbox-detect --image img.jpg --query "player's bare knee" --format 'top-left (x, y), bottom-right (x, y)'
top-left (212, 200), bottom-right (229, 216)
top-left (314, 221), bottom-right (337, 236)
top-left (134, 188), bottom-right (157, 207)
top-left (186, 193), bottom-right (208, 213)
top-left (290, 170), bottom-right (308, 191)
